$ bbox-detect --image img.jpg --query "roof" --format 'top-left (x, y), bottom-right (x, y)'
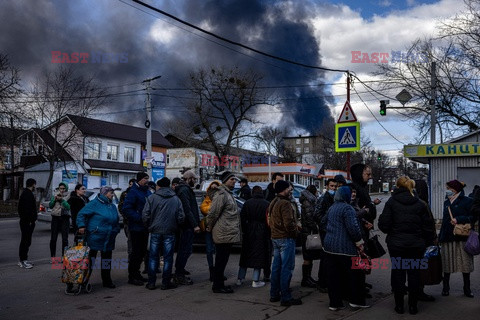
top-left (84, 159), bottom-right (144, 173)
top-left (447, 129), bottom-right (480, 143)
top-left (165, 134), bottom-right (264, 156)
top-left (66, 114), bottom-right (172, 148)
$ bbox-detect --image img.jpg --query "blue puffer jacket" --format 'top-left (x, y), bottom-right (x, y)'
top-left (77, 194), bottom-right (120, 251)
top-left (438, 191), bottom-right (475, 243)
top-left (323, 186), bottom-right (364, 257)
top-left (122, 182), bottom-right (152, 232)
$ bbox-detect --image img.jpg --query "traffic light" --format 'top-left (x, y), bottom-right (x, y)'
top-left (377, 155), bottom-right (382, 161)
top-left (379, 100), bottom-right (387, 116)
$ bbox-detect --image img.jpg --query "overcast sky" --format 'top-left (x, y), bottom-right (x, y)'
top-left (0, 0), bottom-right (463, 157)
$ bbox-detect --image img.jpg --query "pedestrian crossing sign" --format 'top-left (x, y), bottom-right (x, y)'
top-left (335, 122), bottom-right (360, 152)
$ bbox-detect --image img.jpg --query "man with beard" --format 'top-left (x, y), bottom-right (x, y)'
top-left (174, 170), bottom-right (201, 285)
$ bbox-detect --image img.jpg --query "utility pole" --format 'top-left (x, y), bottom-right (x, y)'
top-left (142, 75), bottom-right (161, 179)
top-left (430, 62), bottom-right (436, 144)
top-left (346, 72), bottom-right (351, 179)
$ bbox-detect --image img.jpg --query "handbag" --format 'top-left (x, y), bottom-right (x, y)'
top-left (355, 250), bottom-right (372, 275)
top-left (448, 206), bottom-right (471, 236)
top-left (421, 246), bottom-right (443, 285)
top-left (464, 230), bottom-right (480, 255)
top-left (365, 231), bottom-right (386, 258)
top-left (306, 231), bottom-right (322, 250)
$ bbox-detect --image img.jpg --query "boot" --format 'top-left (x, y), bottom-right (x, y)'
top-left (463, 273), bottom-right (474, 298)
top-left (408, 289), bottom-right (418, 315)
top-left (394, 291), bottom-right (404, 314)
top-left (442, 272), bottom-right (450, 296)
top-left (209, 267), bottom-right (214, 282)
top-left (301, 265), bottom-right (317, 288)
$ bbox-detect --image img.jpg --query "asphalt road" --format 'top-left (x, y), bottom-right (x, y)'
top-left (1, 193), bottom-right (479, 319)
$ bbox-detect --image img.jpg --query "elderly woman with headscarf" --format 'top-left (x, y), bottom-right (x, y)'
top-left (438, 180), bottom-right (475, 298)
top-left (323, 186), bottom-right (367, 311)
top-left (75, 186), bottom-right (121, 291)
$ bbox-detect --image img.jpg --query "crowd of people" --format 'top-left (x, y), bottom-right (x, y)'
top-left (16, 165), bottom-right (480, 313)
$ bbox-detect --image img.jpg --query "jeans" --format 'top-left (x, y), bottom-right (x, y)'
top-left (205, 232), bottom-right (215, 267)
top-left (123, 223), bottom-right (132, 259)
top-left (128, 230), bottom-right (148, 280)
top-left (213, 243), bottom-right (233, 290)
top-left (50, 215), bottom-right (69, 257)
top-left (148, 233), bottom-right (176, 285)
top-left (19, 220), bottom-right (35, 261)
top-left (270, 238), bottom-right (296, 302)
top-left (238, 267), bottom-right (261, 281)
top-left (175, 228), bottom-right (194, 275)
top-left (88, 250), bottom-right (113, 285)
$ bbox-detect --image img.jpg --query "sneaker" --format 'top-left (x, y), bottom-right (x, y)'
top-left (270, 296), bottom-right (281, 303)
top-left (349, 303), bottom-right (371, 309)
top-left (252, 281), bottom-right (266, 288)
top-left (281, 298), bottom-right (302, 306)
top-left (18, 261), bottom-right (33, 269)
top-left (212, 286), bottom-right (234, 294)
top-left (236, 279), bottom-right (244, 286)
top-left (328, 306), bottom-right (346, 311)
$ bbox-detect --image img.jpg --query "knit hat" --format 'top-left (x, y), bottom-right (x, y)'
top-left (136, 171), bottom-right (149, 181)
top-left (183, 170), bottom-right (198, 180)
top-left (446, 179), bottom-right (465, 193)
top-left (157, 177), bottom-right (171, 188)
top-left (274, 180), bottom-right (290, 194)
top-left (99, 186), bottom-right (114, 195)
top-left (334, 174), bottom-right (347, 185)
top-left (220, 171), bottom-right (237, 184)
top-left (171, 177), bottom-right (181, 185)
top-left (147, 181), bottom-right (156, 189)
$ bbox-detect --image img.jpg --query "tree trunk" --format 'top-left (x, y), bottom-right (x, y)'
top-left (44, 160), bottom-right (55, 200)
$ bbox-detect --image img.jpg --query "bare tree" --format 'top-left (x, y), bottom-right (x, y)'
top-left (374, 1), bottom-right (480, 142)
top-left (187, 66), bottom-right (276, 169)
top-left (28, 66), bottom-right (108, 197)
top-left (253, 126), bottom-right (291, 157)
top-left (0, 53), bottom-right (26, 198)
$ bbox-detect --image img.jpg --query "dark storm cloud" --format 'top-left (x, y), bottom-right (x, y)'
top-left (0, 0), bottom-right (333, 132)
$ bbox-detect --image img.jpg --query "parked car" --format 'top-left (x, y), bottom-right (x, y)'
top-left (37, 189), bottom-right (122, 228)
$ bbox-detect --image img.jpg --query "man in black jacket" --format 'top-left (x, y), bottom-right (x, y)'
top-left (239, 178), bottom-right (252, 200)
top-left (18, 178), bottom-right (37, 269)
top-left (174, 170), bottom-right (201, 285)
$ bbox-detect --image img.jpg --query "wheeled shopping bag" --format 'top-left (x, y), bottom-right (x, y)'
top-left (61, 235), bottom-right (92, 295)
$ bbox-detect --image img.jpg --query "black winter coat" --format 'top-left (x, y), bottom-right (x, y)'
top-left (378, 187), bottom-right (435, 250)
top-left (315, 191), bottom-right (334, 232)
top-left (265, 183), bottom-right (276, 202)
top-left (438, 191), bottom-right (475, 243)
top-left (299, 189), bottom-right (318, 233)
top-left (175, 182), bottom-right (200, 229)
top-left (239, 185), bottom-right (252, 200)
top-left (239, 193), bottom-right (271, 269)
top-left (18, 188), bottom-right (37, 222)
top-left (68, 192), bottom-right (89, 230)
top-left (350, 164), bottom-right (376, 223)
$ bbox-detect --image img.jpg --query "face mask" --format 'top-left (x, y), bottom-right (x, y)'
top-left (446, 190), bottom-right (455, 197)
top-left (328, 190), bottom-right (335, 196)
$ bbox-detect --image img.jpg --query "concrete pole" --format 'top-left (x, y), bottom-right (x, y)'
top-left (430, 62), bottom-right (436, 144)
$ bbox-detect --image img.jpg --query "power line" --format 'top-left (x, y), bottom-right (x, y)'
top-left (352, 85), bottom-right (406, 145)
top-left (129, 0), bottom-right (349, 73)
